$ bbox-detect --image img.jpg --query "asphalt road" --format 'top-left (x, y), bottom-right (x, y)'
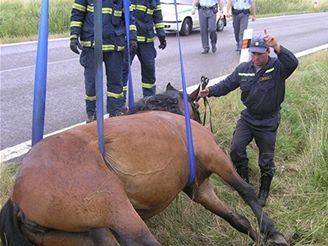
top-left (1, 12), bottom-right (328, 150)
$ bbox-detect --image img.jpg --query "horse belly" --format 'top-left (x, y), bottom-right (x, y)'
top-left (106, 127), bottom-right (189, 217)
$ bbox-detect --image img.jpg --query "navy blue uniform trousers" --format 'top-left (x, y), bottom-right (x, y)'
top-left (230, 109), bottom-right (280, 177)
top-left (80, 48), bottom-right (124, 115)
top-left (122, 42), bottom-right (157, 101)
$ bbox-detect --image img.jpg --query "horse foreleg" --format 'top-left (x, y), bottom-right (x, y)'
top-left (208, 154), bottom-right (288, 245)
top-left (192, 178), bottom-right (257, 241)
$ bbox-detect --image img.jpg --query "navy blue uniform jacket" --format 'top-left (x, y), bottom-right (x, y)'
top-left (208, 46), bottom-right (298, 116)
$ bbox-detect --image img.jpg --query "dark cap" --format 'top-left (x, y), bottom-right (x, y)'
top-left (249, 35), bottom-right (269, 53)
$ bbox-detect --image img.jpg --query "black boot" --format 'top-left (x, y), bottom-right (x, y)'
top-left (86, 111), bottom-right (96, 123)
top-left (236, 166), bottom-right (249, 183)
top-left (257, 175), bottom-right (273, 207)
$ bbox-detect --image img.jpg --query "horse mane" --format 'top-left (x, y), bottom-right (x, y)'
top-left (128, 87), bottom-right (184, 116)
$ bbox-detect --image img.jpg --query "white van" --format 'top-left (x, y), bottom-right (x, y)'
top-left (161, 0), bottom-right (227, 36)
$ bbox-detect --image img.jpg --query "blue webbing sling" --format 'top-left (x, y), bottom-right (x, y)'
top-left (32, 0), bottom-right (48, 145)
top-left (94, 0), bottom-right (105, 156)
top-left (173, 0), bottom-right (196, 186)
top-left (123, 0), bottom-right (135, 109)
top-left (122, 0), bottom-right (196, 186)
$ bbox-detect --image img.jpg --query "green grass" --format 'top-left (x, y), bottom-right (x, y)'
top-left (1, 0), bottom-right (328, 43)
top-left (0, 0), bottom-right (72, 43)
top-left (1, 51), bottom-right (327, 245)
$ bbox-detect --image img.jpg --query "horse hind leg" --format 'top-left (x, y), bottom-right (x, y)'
top-left (192, 178), bottom-right (258, 241)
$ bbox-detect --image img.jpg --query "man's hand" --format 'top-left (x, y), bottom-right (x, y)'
top-left (251, 15), bottom-right (256, 21)
top-left (158, 36), bottom-right (166, 50)
top-left (70, 38), bottom-right (82, 55)
top-left (130, 40), bottom-right (138, 54)
top-left (198, 87), bottom-right (209, 98)
top-left (263, 30), bottom-right (280, 52)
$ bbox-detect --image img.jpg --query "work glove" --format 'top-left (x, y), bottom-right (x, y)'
top-left (130, 39), bottom-right (138, 54)
top-left (70, 38), bottom-right (82, 55)
top-left (158, 36), bottom-right (166, 50)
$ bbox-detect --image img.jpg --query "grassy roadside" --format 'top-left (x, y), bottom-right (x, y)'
top-left (1, 0), bottom-right (328, 43)
top-left (1, 50), bottom-right (327, 245)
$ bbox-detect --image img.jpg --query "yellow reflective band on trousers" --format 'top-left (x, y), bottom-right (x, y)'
top-left (72, 3), bottom-right (86, 12)
top-left (130, 25), bottom-right (137, 31)
top-left (142, 82), bottom-right (155, 89)
top-left (70, 21), bottom-right (82, 28)
top-left (106, 91), bottom-right (124, 98)
top-left (155, 5), bottom-right (162, 11)
top-left (137, 36), bottom-right (155, 43)
top-left (123, 86), bottom-right (127, 92)
top-left (85, 95), bottom-right (97, 101)
top-left (155, 22), bottom-right (164, 29)
top-left (146, 9), bottom-right (154, 15)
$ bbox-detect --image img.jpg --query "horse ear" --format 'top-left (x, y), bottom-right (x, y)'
top-left (166, 83), bottom-right (176, 91)
top-left (189, 85), bottom-right (200, 101)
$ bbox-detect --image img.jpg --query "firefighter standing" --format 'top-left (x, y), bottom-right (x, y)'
top-left (70, 0), bottom-right (137, 122)
top-left (122, 0), bottom-right (166, 104)
top-left (198, 33), bottom-right (298, 207)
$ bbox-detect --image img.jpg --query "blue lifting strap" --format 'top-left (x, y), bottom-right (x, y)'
top-left (94, 0), bottom-right (105, 156)
top-left (32, 0), bottom-right (49, 146)
top-left (173, 0), bottom-right (196, 186)
top-left (123, 0), bottom-right (135, 109)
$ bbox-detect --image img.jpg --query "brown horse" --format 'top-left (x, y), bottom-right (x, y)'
top-left (0, 85), bottom-right (288, 246)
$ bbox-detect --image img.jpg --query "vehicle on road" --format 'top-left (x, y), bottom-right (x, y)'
top-left (161, 0), bottom-right (227, 36)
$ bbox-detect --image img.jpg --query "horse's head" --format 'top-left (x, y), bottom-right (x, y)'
top-left (166, 83), bottom-right (202, 124)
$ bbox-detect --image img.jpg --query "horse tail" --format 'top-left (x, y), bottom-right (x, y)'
top-left (0, 199), bottom-right (33, 246)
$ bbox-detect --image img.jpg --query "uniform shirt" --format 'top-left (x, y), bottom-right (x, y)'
top-left (199, 0), bottom-right (218, 8)
top-left (208, 46), bottom-right (298, 116)
top-left (232, 0), bottom-right (253, 10)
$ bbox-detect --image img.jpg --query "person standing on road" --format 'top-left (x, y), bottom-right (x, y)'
top-left (198, 32), bottom-right (298, 207)
top-left (192, 0), bottom-right (223, 54)
top-left (121, 0), bottom-right (166, 103)
top-left (227, 0), bottom-right (256, 51)
top-left (70, 0), bottom-right (137, 122)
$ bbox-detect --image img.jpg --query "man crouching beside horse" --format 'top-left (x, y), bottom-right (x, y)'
top-left (0, 84), bottom-right (288, 245)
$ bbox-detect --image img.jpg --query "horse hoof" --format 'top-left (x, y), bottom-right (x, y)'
top-left (266, 232), bottom-right (289, 246)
